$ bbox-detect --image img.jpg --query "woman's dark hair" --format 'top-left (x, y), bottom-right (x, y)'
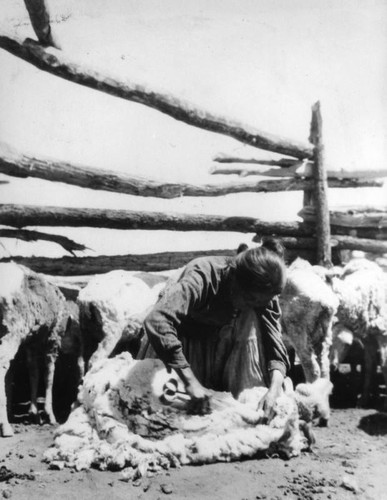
top-left (235, 238), bottom-right (286, 295)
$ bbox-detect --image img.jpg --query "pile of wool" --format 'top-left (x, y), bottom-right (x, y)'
top-left (44, 353), bottom-right (309, 478)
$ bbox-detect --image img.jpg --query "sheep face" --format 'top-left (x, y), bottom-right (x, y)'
top-left (295, 378), bottom-right (333, 427)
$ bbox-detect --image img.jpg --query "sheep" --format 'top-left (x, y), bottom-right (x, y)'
top-left (0, 262), bottom-right (69, 437)
top-left (280, 262), bottom-right (339, 386)
top-left (328, 259), bottom-right (387, 407)
top-left (44, 352), bottom-right (332, 475)
top-left (77, 270), bottom-right (172, 371)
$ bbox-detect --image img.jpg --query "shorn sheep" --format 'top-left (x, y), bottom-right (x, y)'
top-left (77, 270), bottom-right (171, 371)
top-left (44, 352), bottom-right (332, 476)
top-left (0, 263), bottom-right (69, 437)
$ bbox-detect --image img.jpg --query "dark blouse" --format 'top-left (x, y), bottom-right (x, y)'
top-left (143, 255), bottom-right (290, 377)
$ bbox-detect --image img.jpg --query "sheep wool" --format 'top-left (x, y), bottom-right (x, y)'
top-left (44, 353), bottom-right (309, 477)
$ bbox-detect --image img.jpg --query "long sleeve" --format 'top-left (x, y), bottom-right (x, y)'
top-left (143, 273), bottom-right (209, 369)
top-left (258, 297), bottom-right (290, 377)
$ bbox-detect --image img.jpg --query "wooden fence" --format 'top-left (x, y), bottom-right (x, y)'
top-left (0, 0), bottom-right (386, 277)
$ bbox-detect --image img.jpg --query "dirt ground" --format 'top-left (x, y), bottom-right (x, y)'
top-left (2, 255), bottom-right (387, 500)
top-left (1, 404), bottom-right (387, 500)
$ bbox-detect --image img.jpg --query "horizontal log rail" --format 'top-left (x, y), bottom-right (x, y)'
top-left (2, 235), bottom-right (384, 278)
top-left (213, 155), bottom-right (299, 166)
top-left (0, 248), bottom-right (316, 275)
top-left (299, 205), bottom-right (387, 228)
top-left (0, 204), bottom-right (313, 236)
top-left (0, 142), bottom-right (382, 197)
top-left (254, 234), bottom-right (387, 253)
top-left (331, 226), bottom-right (387, 240)
top-left (0, 36), bottom-right (313, 159)
top-left (330, 235), bottom-right (387, 254)
top-left (210, 163), bottom-right (387, 182)
top-left (213, 155), bottom-right (387, 178)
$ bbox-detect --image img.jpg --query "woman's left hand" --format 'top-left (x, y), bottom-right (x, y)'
top-left (257, 385), bottom-right (282, 423)
top-left (257, 369), bottom-right (284, 423)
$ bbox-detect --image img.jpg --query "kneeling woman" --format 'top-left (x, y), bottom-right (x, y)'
top-left (140, 238), bottom-right (290, 420)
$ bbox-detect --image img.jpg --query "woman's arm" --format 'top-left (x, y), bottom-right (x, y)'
top-left (257, 297), bottom-right (290, 421)
top-left (259, 297), bottom-right (290, 377)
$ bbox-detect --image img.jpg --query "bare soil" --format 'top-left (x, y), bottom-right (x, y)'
top-left (1, 405), bottom-right (387, 500)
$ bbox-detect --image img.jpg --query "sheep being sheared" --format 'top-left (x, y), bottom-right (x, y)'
top-left (328, 259), bottom-right (387, 407)
top-left (0, 262), bottom-right (68, 437)
top-left (77, 270), bottom-right (171, 371)
top-left (44, 353), bottom-right (331, 476)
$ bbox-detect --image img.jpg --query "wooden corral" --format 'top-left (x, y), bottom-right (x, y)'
top-left (0, 0), bottom-right (386, 280)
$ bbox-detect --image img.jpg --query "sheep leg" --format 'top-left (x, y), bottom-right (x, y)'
top-left (77, 353), bottom-right (85, 382)
top-left (25, 345), bottom-right (42, 424)
top-left (358, 339), bottom-right (377, 408)
top-left (88, 322), bottom-right (122, 368)
top-left (0, 334), bottom-right (21, 437)
top-left (315, 338), bottom-right (331, 380)
top-left (287, 332), bottom-right (320, 382)
top-left (316, 317), bottom-right (333, 379)
top-left (377, 336), bottom-right (387, 410)
top-left (44, 352), bottom-right (57, 424)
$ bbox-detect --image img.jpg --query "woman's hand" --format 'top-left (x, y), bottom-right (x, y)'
top-left (176, 366), bottom-right (211, 414)
top-left (257, 369), bottom-right (284, 423)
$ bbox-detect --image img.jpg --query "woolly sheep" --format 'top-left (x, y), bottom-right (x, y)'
top-left (280, 262), bottom-right (339, 384)
top-left (0, 263), bottom-right (70, 437)
top-left (329, 259), bottom-right (387, 407)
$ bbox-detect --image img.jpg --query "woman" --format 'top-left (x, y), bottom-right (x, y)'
top-left (141, 238), bottom-right (290, 420)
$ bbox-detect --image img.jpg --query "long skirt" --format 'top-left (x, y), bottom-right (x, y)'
top-left (138, 309), bottom-right (270, 398)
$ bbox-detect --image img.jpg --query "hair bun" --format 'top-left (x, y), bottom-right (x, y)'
top-left (261, 237), bottom-right (285, 259)
top-left (236, 243), bottom-right (249, 254)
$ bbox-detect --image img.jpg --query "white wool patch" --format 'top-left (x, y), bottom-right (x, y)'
top-left (78, 273), bottom-right (163, 326)
top-left (45, 354), bottom-right (308, 476)
top-left (0, 262), bottom-right (25, 303)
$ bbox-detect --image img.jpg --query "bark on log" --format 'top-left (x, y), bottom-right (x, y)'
top-left (0, 248), bottom-right (317, 275)
top-left (213, 155), bottom-right (299, 167)
top-left (210, 163), bottom-right (306, 178)
top-left (331, 226), bottom-right (387, 240)
top-left (0, 142), bottom-right (381, 197)
top-left (23, 0), bottom-right (61, 48)
top-left (0, 36), bottom-right (313, 159)
top-left (299, 205), bottom-right (387, 228)
top-left (210, 163), bottom-right (387, 182)
top-left (309, 102), bottom-right (331, 266)
top-left (252, 235), bottom-right (319, 248)
top-left (0, 228), bottom-right (88, 255)
top-left (0, 204), bottom-right (313, 236)
top-left (331, 235), bottom-right (387, 254)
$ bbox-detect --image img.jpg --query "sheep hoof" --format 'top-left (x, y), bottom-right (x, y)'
top-left (356, 396), bottom-right (370, 409)
top-left (46, 414), bottom-right (57, 425)
top-left (29, 412), bottom-right (42, 425)
top-left (0, 423), bottom-right (14, 438)
top-left (318, 417), bottom-right (329, 427)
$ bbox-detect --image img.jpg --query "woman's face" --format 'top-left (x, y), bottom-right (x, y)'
top-left (231, 278), bottom-right (276, 310)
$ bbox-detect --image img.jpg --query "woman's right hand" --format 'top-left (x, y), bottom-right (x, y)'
top-left (176, 366), bottom-right (211, 414)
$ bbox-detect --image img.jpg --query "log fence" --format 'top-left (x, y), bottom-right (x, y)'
top-left (0, 1), bottom-right (386, 276)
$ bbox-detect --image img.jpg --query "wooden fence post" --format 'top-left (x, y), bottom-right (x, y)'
top-left (23, 0), bottom-right (61, 48)
top-left (309, 101), bottom-right (332, 266)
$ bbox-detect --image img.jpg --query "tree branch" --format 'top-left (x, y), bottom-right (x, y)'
top-left (0, 228), bottom-right (89, 255)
